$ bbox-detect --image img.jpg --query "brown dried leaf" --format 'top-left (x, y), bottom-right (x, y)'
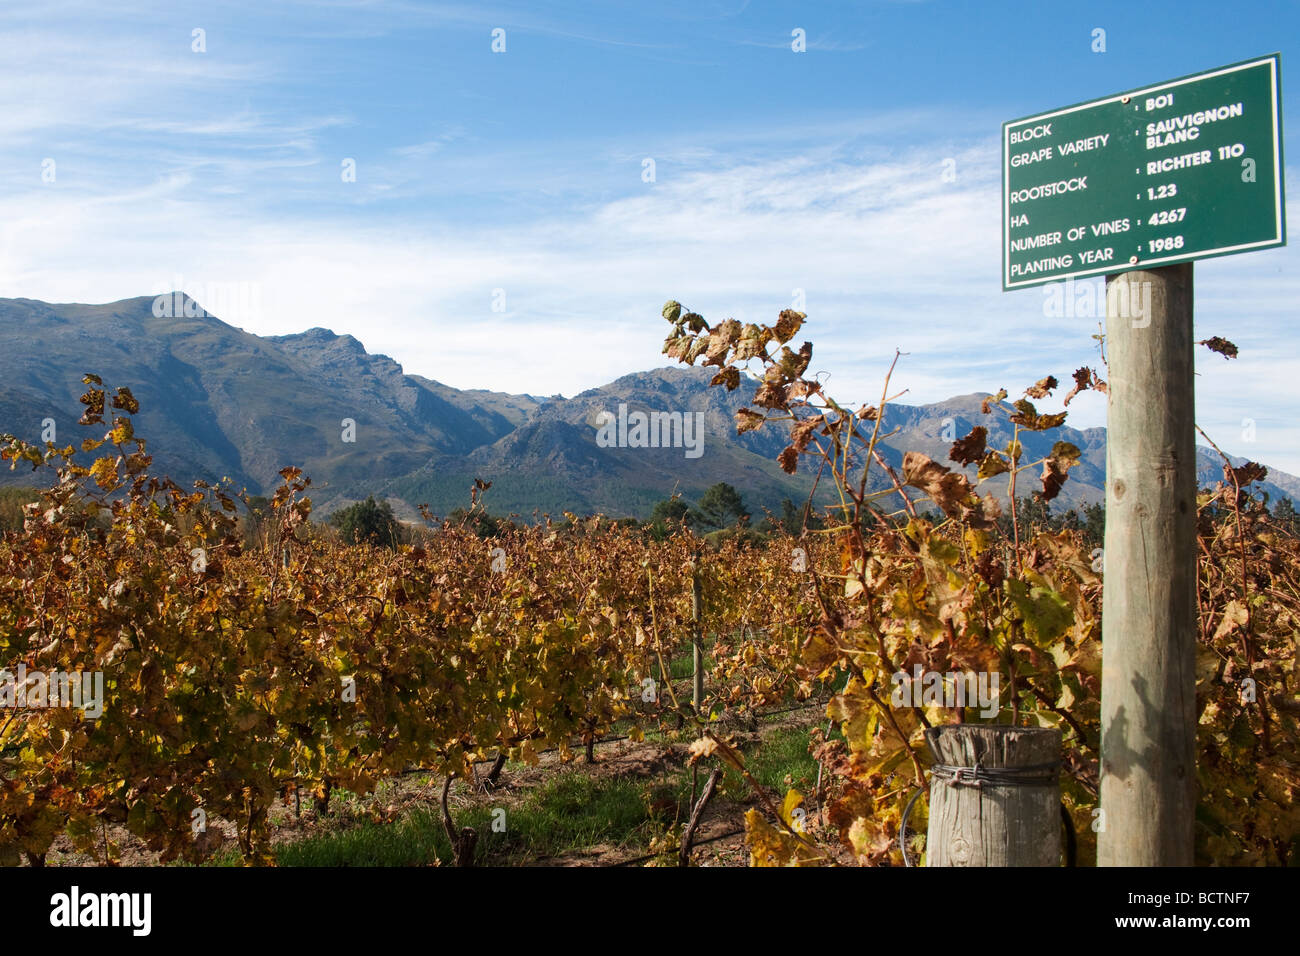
top-left (1227, 461), bottom-right (1267, 487)
top-left (736, 408), bottom-right (766, 434)
top-left (684, 336), bottom-right (709, 365)
top-left (1211, 600), bottom-right (1248, 642)
top-left (753, 381), bottom-right (788, 410)
top-left (981, 389), bottom-right (1008, 415)
top-left (790, 417), bottom-right (819, 452)
top-left (711, 367), bottom-right (741, 390)
top-left (977, 452), bottom-right (1010, 480)
top-left (688, 737), bottom-right (719, 765)
top-left (703, 333), bottom-right (731, 365)
top-left (974, 550), bottom-right (1005, 589)
top-left (1038, 462), bottom-right (1069, 501)
top-left (1198, 336), bottom-right (1238, 359)
top-left (948, 426), bottom-right (987, 466)
top-left (734, 324), bottom-right (770, 362)
top-left (1037, 441), bottom-right (1081, 502)
top-left (111, 387), bottom-right (140, 414)
top-left (1049, 440), bottom-right (1080, 464)
top-left (902, 452), bottom-right (974, 518)
top-left (777, 342), bottom-right (812, 379)
top-left (1009, 399), bottom-right (1067, 431)
top-left (773, 309), bottom-right (806, 344)
top-left (714, 318), bottom-right (741, 345)
top-left (1023, 376), bottom-right (1059, 399)
top-left (960, 493), bottom-right (1002, 530)
top-left (663, 334), bottom-right (692, 360)
top-left (78, 387), bottom-right (105, 425)
top-left (1062, 367), bottom-right (1107, 406)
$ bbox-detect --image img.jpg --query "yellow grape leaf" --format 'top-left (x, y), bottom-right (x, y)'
top-left (847, 818), bottom-right (873, 859)
top-left (779, 789), bottom-right (804, 829)
top-left (1058, 680), bottom-right (1077, 710)
top-left (89, 456), bottom-right (118, 489)
top-left (1005, 576), bottom-right (1073, 646)
top-left (1063, 641), bottom-right (1101, 678)
top-left (1047, 640), bottom-right (1071, 669)
top-left (745, 810), bottom-right (791, 867)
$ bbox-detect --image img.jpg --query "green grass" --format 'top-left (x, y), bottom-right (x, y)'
top-left (265, 726), bottom-right (819, 866)
top-left (668, 631), bottom-right (731, 680)
top-left (199, 845), bottom-right (245, 867)
top-left (722, 725), bottom-right (818, 796)
top-left (669, 651), bottom-right (696, 681)
top-left (276, 807), bottom-right (462, 866)
top-left (668, 643), bottom-right (711, 680)
top-left (489, 771), bottom-right (667, 856)
top-left (193, 712), bottom-right (822, 866)
top-left (265, 768), bottom-right (689, 866)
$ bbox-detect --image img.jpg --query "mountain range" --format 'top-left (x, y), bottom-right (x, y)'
top-left (1, 294), bottom-right (1296, 521)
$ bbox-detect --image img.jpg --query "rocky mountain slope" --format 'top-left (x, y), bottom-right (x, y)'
top-left (1, 294), bottom-right (1295, 520)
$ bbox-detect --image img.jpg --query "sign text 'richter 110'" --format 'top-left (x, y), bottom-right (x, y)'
top-left (1002, 54), bottom-right (1285, 290)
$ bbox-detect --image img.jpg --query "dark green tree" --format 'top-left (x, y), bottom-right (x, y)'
top-left (759, 497), bottom-right (823, 534)
top-left (330, 495), bottom-right (401, 548)
top-left (696, 482), bottom-right (748, 529)
top-left (446, 506), bottom-right (507, 538)
top-left (646, 496), bottom-right (702, 539)
top-left (650, 497), bottom-right (693, 526)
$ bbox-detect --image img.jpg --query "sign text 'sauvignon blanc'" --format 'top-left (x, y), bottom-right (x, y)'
top-left (1001, 54), bottom-right (1285, 290)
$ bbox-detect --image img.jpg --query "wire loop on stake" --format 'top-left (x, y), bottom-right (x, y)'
top-left (929, 760), bottom-right (1059, 788)
top-left (899, 785), bottom-right (926, 868)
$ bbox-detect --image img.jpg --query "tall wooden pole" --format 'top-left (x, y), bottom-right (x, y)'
top-left (1098, 262), bottom-right (1198, 866)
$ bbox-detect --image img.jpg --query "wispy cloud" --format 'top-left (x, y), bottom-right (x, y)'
top-left (4, 114), bottom-right (1295, 470)
top-left (0, 2), bottom-right (1296, 478)
top-left (736, 34), bottom-right (870, 52)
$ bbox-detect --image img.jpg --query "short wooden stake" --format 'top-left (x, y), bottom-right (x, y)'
top-left (924, 725), bottom-right (1062, 866)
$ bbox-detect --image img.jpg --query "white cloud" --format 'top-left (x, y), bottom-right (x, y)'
top-left (0, 11), bottom-right (1294, 476)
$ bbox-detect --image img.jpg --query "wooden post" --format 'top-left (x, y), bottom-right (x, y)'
top-left (691, 555), bottom-right (704, 716)
top-left (925, 725), bottom-right (1062, 866)
top-left (1098, 263), bottom-right (1198, 866)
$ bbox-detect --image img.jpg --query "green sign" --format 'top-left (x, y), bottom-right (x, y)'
top-left (1003, 54), bottom-right (1285, 290)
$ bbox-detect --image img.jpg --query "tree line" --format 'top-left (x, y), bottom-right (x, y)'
top-left (7, 482), bottom-right (1299, 552)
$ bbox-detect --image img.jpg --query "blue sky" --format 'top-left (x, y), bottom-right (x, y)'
top-left (1, 0), bottom-right (1298, 473)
